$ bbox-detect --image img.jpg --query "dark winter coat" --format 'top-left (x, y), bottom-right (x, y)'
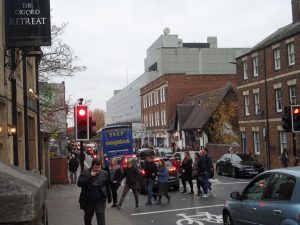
top-left (78, 169), bottom-right (112, 209)
top-left (198, 155), bottom-right (213, 175)
top-left (108, 167), bottom-right (123, 183)
top-left (181, 158), bottom-right (193, 179)
top-left (69, 158), bottom-right (79, 172)
top-left (144, 161), bottom-right (158, 179)
top-left (123, 166), bottom-right (139, 185)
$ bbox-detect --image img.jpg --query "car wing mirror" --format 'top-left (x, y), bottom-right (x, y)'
top-left (230, 192), bottom-right (243, 200)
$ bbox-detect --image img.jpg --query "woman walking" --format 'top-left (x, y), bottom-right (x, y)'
top-left (108, 159), bottom-right (123, 207)
top-left (157, 159), bottom-right (170, 204)
top-left (180, 151), bottom-right (194, 194)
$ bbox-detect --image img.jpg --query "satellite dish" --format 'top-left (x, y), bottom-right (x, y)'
top-left (163, 27), bottom-right (170, 35)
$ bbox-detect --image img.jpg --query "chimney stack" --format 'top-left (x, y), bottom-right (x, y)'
top-left (292, 0), bottom-right (300, 23)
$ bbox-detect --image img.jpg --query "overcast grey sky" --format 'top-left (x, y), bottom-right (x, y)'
top-left (50, 0), bottom-right (292, 111)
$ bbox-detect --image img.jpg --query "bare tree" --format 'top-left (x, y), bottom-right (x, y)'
top-left (39, 23), bottom-right (87, 134)
top-left (92, 108), bottom-right (105, 131)
top-left (39, 23), bottom-right (86, 82)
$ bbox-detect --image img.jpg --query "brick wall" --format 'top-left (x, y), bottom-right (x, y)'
top-left (141, 73), bottom-right (237, 130)
top-left (236, 33), bottom-right (300, 169)
top-left (206, 144), bottom-right (240, 163)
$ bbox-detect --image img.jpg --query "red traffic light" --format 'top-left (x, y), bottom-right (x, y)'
top-left (293, 107), bottom-right (300, 115)
top-left (74, 105), bottom-right (89, 140)
top-left (78, 109), bottom-right (86, 116)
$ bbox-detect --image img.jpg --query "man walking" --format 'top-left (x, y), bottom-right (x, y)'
top-left (117, 160), bottom-right (139, 209)
top-left (197, 149), bottom-right (213, 198)
top-left (78, 159), bottom-right (112, 225)
top-left (69, 154), bottom-right (79, 184)
top-left (144, 156), bottom-right (157, 205)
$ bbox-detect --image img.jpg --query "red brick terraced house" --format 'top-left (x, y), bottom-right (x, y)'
top-left (236, 0), bottom-right (300, 169)
top-left (140, 73), bottom-right (237, 148)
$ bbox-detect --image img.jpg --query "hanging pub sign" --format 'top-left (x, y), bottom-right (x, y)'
top-left (5, 0), bottom-right (51, 47)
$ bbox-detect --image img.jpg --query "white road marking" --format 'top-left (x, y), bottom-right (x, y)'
top-left (131, 204), bottom-right (224, 216)
top-left (213, 181), bottom-right (248, 185)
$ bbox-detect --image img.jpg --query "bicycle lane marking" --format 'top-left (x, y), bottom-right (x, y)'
top-left (176, 212), bottom-right (223, 225)
top-left (131, 204), bottom-right (224, 216)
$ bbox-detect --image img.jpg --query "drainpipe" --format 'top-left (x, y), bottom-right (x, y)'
top-left (263, 48), bottom-right (271, 170)
top-left (22, 49), bottom-right (30, 170)
top-left (10, 48), bottom-right (19, 166)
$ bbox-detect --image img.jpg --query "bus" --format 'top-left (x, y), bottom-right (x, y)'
top-left (95, 125), bottom-right (133, 163)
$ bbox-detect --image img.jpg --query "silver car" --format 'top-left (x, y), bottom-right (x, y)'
top-left (223, 167), bottom-right (300, 225)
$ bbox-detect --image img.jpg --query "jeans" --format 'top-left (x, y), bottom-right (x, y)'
top-left (199, 173), bottom-right (209, 194)
top-left (146, 178), bottom-right (154, 203)
top-left (84, 200), bottom-right (106, 225)
top-left (69, 170), bottom-right (77, 183)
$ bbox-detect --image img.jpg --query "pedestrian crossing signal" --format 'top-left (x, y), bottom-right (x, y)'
top-left (292, 105), bottom-right (300, 132)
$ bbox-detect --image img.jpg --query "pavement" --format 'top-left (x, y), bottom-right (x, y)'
top-left (47, 183), bottom-right (135, 225)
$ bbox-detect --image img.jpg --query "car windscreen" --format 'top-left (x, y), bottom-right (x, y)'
top-left (236, 154), bottom-right (255, 162)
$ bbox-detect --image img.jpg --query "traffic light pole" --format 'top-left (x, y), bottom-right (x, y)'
top-left (293, 132), bottom-right (297, 165)
top-left (78, 98), bottom-right (85, 172)
top-left (80, 140), bottom-right (84, 172)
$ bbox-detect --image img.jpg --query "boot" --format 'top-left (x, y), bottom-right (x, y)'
top-left (157, 197), bottom-right (161, 204)
top-left (166, 195), bottom-right (170, 202)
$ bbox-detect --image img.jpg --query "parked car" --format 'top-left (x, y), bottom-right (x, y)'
top-left (154, 147), bottom-right (173, 158)
top-left (216, 153), bottom-right (264, 178)
top-left (223, 167), bottom-right (300, 225)
top-left (170, 151), bottom-right (198, 174)
top-left (119, 154), bottom-right (137, 170)
top-left (136, 157), bottom-right (179, 194)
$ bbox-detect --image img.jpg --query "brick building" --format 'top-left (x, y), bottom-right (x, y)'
top-left (236, 0), bottom-right (300, 169)
top-left (140, 73), bottom-right (237, 147)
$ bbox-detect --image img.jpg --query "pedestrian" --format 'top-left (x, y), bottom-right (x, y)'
top-left (280, 148), bottom-right (289, 167)
top-left (69, 154), bottom-right (79, 184)
top-left (144, 155), bottom-right (158, 205)
top-left (180, 151), bottom-right (194, 194)
top-left (194, 152), bottom-right (202, 196)
top-left (77, 158), bottom-right (112, 225)
top-left (157, 159), bottom-right (170, 204)
top-left (204, 148), bottom-right (213, 194)
top-left (197, 149), bottom-right (213, 198)
top-left (116, 160), bottom-right (139, 209)
top-left (79, 151), bottom-right (85, 172)
top-left (108, 159), bottom-right (123, 207)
